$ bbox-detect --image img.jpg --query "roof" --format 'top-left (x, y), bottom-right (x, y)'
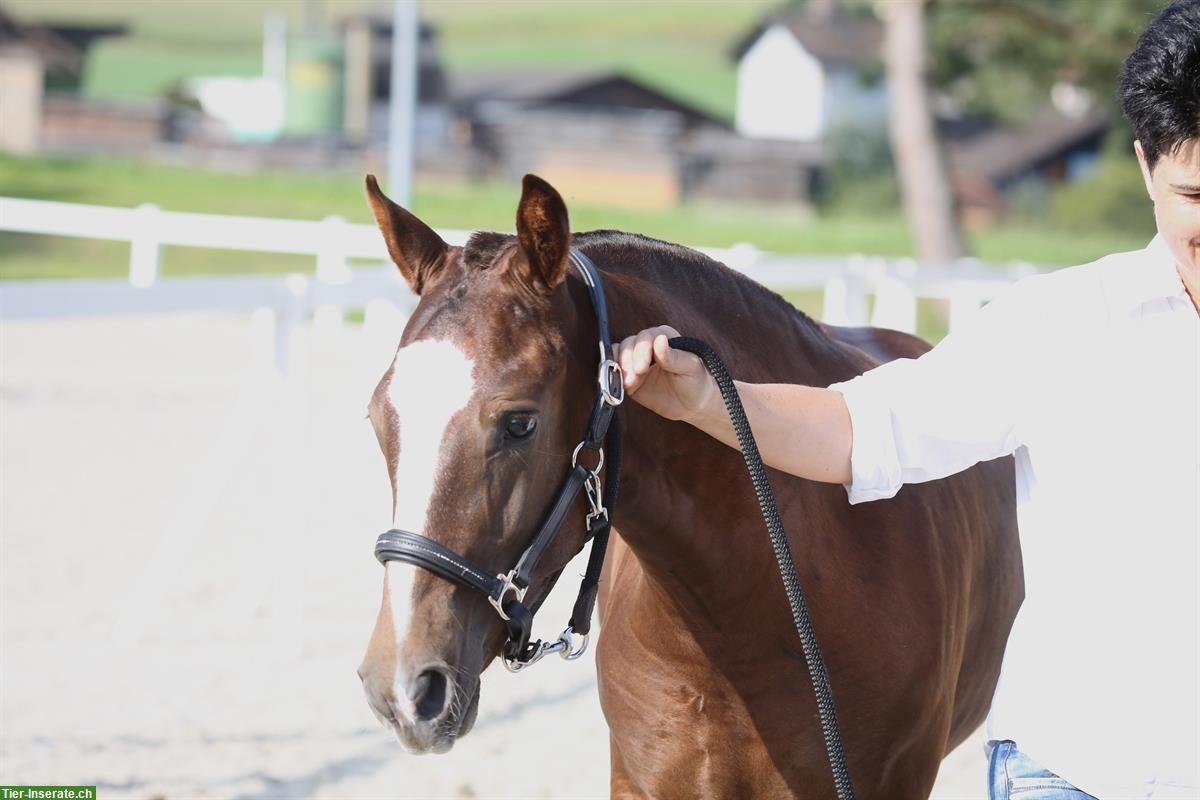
top-left (947, 110), bottom-right (1110, 183)
top-left (448, 68), bottom-right (727, 128)
top-left (0, 7), bottom-right (126, 72)
top-left (449, 68), bottom-right (612, 105)
top-left (0, 7), bottom-right (82, 71)
top-left (731, 1), bottom-right (882, 66)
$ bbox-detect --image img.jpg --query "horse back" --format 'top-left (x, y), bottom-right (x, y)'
top-left (821, 323), bottom-right (932, 365)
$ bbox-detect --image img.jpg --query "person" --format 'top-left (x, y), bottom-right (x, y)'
top-left (614, 3), bottom-right (1200, 798)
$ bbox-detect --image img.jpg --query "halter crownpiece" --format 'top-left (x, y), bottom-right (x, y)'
top-left (374, 248), bottom-right (623, 671)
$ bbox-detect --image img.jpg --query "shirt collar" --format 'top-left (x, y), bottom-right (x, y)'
top-left (1125, 235), bottom-right (1191, 311)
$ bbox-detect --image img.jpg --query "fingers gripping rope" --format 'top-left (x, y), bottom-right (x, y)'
top-left (668, 336), bottom-right (857, 800)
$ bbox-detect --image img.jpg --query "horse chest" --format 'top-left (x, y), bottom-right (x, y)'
top-left (595, 570), bottom-right (802, 798)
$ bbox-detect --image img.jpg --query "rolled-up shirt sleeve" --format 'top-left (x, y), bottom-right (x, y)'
top-left (828, 279), bottom-right (1039, 504)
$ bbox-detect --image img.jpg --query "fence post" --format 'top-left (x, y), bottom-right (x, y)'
top-left (275, 273), bottom-right (309, 373)
top-left (872, 274), bottom-right (917, 333)
top-left (129, 203), bottom-right (162, 288)
top-left (822, 254), bottom-right (870, 326)
top-left (846, 254), bottom-right (870, 325)
top-left (314, 215), bottom-right (350, 340)
top-left (1007, 260), bottom-right (1038, 281)
top-left (316, 215), bottom-right (352, 284)
top-left (726, 242), bottom-right (758, 272)
top-left (822, 274), bottom-right (848, 324)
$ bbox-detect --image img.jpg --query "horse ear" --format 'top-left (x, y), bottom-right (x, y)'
top-left (515, 174), bottom-right (571, 292)
top-left (364, 174), bottom-right (448, 295)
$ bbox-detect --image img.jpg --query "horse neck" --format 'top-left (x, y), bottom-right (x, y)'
top-left (577, 239), bottom-right (858, 607)
top-left (583, 236), bottom-right (857, 387)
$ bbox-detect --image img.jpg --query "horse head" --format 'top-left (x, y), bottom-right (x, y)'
top-left (356, 174), bottom-right (602, 753)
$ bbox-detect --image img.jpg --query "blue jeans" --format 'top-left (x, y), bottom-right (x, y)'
top-left (989, 740), bottom-right (1099, 800)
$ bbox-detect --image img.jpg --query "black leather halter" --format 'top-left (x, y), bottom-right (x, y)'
top-left (374, 249), bottom-right (624, 671)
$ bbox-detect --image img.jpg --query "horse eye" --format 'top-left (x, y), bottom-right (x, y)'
top-left (505, 414), bottom-right (537, 439)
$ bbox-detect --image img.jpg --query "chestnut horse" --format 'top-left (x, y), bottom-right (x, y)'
top-left (357, 174), bottom-right (1023, 799)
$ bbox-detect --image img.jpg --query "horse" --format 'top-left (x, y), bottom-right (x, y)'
top-left (356, 173), bottom-right (1023, 798)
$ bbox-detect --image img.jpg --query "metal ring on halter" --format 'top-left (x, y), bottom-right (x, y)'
top-left (571, 440), bottom-right (604, 474)
top-left (559, 626), bottom-right (590, 661)
top-left (597, 342), bottom-right (625, 406)
top-left (599, 359), bottom-right (625, 406)
top-left (488, 570), bottom-right (527, 622)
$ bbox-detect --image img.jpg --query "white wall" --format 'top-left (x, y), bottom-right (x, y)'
top-left (0, 48), bottom-right (42, 155)
top-left (735, 25), bottom-right (825, 142)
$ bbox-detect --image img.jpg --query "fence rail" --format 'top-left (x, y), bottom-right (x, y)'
top-left (0, 196), bottom-right (1043, 371)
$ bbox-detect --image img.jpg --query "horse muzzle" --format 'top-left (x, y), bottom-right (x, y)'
top-left (358, 660), bottom-right (480, 753)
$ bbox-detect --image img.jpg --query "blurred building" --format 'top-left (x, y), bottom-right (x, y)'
top-left (442, 68), bottom-right (823, 210)
top-left (946, 109), bottom-right (1110, 227)
top-left (2, 1), bottom-right (1106, 220)
top-left (0, 6), bottom-right (155, 156)
top-left (329, 15), bottom-right (824, 210)
top-left (732, 0), bottom-right (887, 143)
top-left (0, 9), bottom-right (65, 154)
top-left (337, 9), bottom-right (446, 146)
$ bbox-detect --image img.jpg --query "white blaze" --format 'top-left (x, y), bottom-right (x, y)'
top-left (386, 338), bottom-right (476, 532)
top-left (382, 338), bottom-right (476, 713)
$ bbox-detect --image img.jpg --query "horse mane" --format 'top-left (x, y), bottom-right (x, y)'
top-left (572, 229), bottom-right (866, 379)
top-left (457, 227), bottom-right (869, 381)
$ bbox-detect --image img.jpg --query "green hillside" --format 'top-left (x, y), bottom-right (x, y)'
top-left (5, 0), bottom-right (775, 120)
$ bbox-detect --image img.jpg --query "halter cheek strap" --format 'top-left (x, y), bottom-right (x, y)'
top-left (373, 248), bottom-right (623, 670)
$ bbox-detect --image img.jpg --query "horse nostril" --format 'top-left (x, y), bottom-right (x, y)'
top-left (409, 668), bottom-right (450, 721)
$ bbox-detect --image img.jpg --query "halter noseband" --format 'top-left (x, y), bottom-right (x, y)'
top-left (373, 249), bottom-right (624, 671)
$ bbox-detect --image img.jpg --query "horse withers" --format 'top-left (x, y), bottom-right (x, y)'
top-left (356, 174), bottom-right (1023, 798)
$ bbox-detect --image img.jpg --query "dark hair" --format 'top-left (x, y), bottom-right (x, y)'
top-left (1119, 0), bottom-right (1200, 169)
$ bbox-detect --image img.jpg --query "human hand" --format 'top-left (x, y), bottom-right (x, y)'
top-left (614, 325), bottom-right (715, 423)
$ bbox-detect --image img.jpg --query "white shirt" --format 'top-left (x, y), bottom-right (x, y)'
top-left (830, 237), bottom-right (1199, 799)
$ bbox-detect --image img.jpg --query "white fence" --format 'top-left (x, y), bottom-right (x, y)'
top-left (0, 196), bottom-right (1042, 370)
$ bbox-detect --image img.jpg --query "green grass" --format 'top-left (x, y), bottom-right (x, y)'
top-left (971, 223), bottom-right (1150, 265)
top-left (0, 154), bottom-right (1148, 283)
top-left (0, 154), bottom-right (377, 219)
top-left (424, 2), bottom-right (771, 121)
top-left (7, 0), bottom-right (771, 119)
top-left (84, 40), bottom-right (261, 100)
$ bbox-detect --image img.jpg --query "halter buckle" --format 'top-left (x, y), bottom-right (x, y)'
top-left (488, 569), bottom-right (527, 621)
top-left (599, 357), bottom-right (625, 407)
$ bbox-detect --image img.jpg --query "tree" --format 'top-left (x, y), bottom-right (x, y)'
top-left (865, 0), bottom-right (1162, 264)
top-left (928, 0), bottom-right (1164, 124)
top-left (879, 0), bottom-right (968, 265)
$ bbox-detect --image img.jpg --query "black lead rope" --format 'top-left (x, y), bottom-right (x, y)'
top-left (668, 336), bottom-right (857, 800)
